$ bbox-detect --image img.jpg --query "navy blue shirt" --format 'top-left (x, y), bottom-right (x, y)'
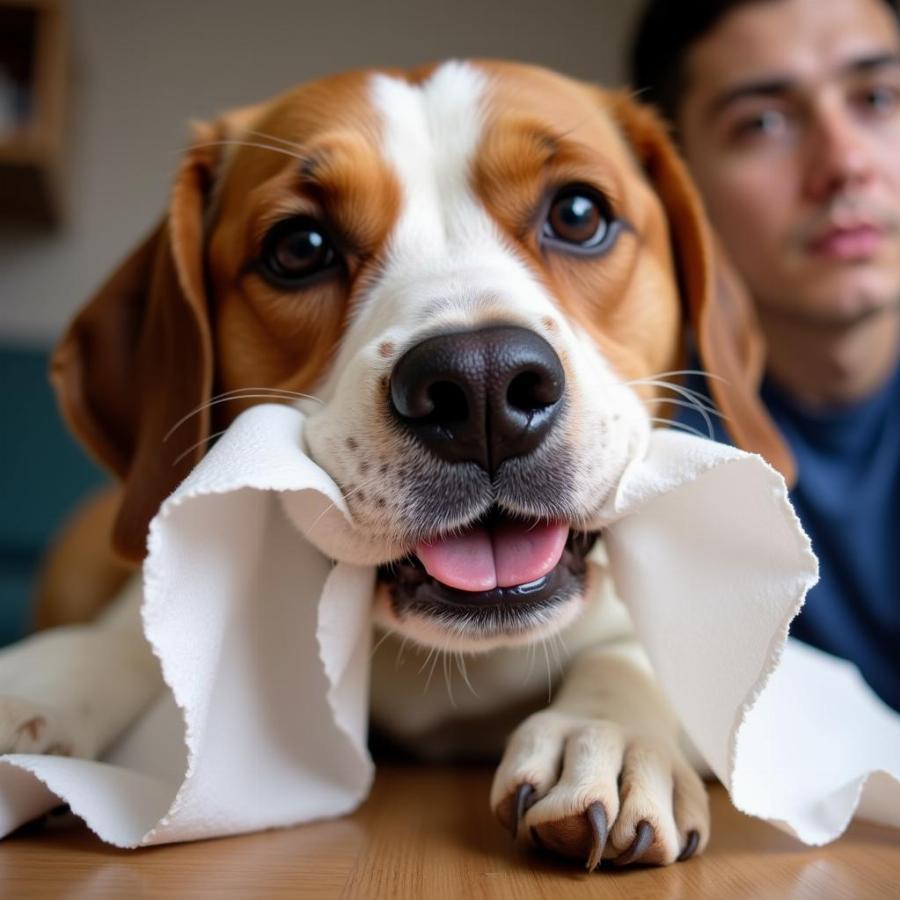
top-left (679, 363), bottom-right (900, 712)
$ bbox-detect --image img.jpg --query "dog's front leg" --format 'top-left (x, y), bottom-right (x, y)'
top-left (490, 641), bottom-right (709, 867)
top-left (0, 578), bottom-right (163, 759)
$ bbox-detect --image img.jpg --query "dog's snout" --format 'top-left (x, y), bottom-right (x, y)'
top-left (389, 325), bottom-right (565, 473)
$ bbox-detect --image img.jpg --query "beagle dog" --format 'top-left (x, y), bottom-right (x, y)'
top-left (1, 60), bottom-right (791, 868)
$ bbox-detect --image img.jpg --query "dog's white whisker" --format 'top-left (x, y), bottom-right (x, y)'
top-left (624, 379), bottom-right (717, 435)
top-left (551, 628), bottom-right (569, 661)
top-left (443, 654), bottom-right (456, 708)
top-left (455, 651), bottom-right (478, 698)
top-left (243, 129), bottom-right (307, 152)
top-left (305, 503), bottom-right (339, 538)
top-left (542, 640), bottom-right (553, 704)
top-left (418, 646), bottom-right (436, 678)
top-left (190, 139), bottom-right (307, 163)
top-left (370, 627), bottom-right (396, 661)
top-left (341, 473), bottom-right (387, 501)
top-left (635, 369), bottom-right (729, 383)
top-left (395, 636), bottom-right (410, 669)
top-left (525, 641), bottom-right (537, 683)
top-left (304, 470), bottom-right (387, 537)
top-left (171, 429), bottom-right (229, 467)
top-left (424, 649), bottom-right (442, 694)
top-left (205, 386), bottom-right (323, 401)
top-left (547, 633), bottom-right (561, 678)
top-left (650, 417), bottom-right (713, 439)
top-left (164, 389), bottom-right (323, 444)
top-left (645, 396), bottom-right (726, 419)
top-left (624, 378), bottom-right (721, 414)
top-left (623, 373), bottom-right (721, 401)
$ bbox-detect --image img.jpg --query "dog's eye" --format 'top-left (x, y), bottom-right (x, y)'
top-left (542, 186), bottom-right (619, 253)
top-left (259, 217), bottom-right (338, 287)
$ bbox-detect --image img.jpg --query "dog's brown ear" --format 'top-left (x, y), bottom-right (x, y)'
top-left (51, 127), bottom-right (220, 562)
top-left (609, 92), bottom-right (795, 485)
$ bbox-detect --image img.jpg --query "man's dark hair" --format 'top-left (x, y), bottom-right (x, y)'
top-left (629, 0), bottom-right (900, 124)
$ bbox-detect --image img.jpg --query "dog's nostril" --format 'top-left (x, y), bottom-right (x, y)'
top-left (507, 370), bottom-right (561, 413)
top-left (392, 378), bottom-right (469, 424)
top-left (429, 381), bottom-right (469, 424)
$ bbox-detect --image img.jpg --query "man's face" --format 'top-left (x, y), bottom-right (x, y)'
top-left (677, 0), bottom-right (900, 326)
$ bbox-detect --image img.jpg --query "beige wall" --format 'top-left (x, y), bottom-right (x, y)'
top-left (0, 0), bottom-right (641, 343)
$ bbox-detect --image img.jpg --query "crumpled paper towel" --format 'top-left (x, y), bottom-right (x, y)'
top-left (1, 403), bottom-right (898, 846)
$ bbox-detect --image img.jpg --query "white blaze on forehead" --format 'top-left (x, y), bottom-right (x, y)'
top-left (354, 60), bottom-right (571, 348)
top-left (370, 61), bottom-right (491, 255)
top-left (304, 62), bottom-right (652, 558)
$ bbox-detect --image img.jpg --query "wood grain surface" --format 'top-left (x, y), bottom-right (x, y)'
top-left (1, 764), bottom-right (898, 899)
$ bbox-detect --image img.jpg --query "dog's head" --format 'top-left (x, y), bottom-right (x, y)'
top-left (53, 61), bottom-right (791, 651)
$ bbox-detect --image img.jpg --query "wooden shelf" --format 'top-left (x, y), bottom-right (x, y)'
top-left (0, 0), bottom-right (68, 227)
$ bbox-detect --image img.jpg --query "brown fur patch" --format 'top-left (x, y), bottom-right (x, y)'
top-left (207, 70), bottom-right (402, 414)
top-left (472, 64), bottom-right (683, 393)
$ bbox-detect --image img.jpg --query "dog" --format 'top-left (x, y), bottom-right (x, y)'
top-left (0, 60), bottom-right (791, 868)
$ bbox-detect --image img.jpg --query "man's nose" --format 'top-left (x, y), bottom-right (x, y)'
top-left (389, 325), bottom-right (565, 475)
top-left (804, 102), bottom-right (876, 201)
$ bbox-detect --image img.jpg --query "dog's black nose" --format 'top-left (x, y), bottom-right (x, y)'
top-left (389, 325), bottom-right (565, 473)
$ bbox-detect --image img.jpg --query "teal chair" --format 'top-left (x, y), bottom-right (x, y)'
top-left (0, 345), bottom-right (106, 645)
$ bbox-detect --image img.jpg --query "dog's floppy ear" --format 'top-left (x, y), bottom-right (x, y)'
top-left (609, 92), bottom-right (796, 486)
top-left (51, 125), bottom-right (222, 562)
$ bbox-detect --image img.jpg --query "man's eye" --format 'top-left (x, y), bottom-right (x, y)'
top-left (259, 217), bottom-right (339, 287)
top-left (732, 109), bottom-right (790, 141)
top-left (855, 84), bottom-right (900, 117)
top-left (541, 186), bottom-right (620, 253)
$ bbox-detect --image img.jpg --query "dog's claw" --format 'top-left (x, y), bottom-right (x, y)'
top-left (512, 783), bottom-right (535, 838)
top-left (584, 802), bottom-right (609, 870)
top-left (613, 819), bottom-right (654, 866)
top-left (677, 829), bottom-right (700, 862)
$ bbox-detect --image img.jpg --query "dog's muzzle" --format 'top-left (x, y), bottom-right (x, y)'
top-left (381, 325), bottom-right (594, 635)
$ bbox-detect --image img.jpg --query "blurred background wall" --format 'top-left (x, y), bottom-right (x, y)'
top-left (0, 0), bottom-right (643, 640)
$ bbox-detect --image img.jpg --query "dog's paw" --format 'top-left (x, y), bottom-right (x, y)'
top-left (490, 710), bottom-right (709, 868)
top-left (0, 696), bottom-right (86, 757)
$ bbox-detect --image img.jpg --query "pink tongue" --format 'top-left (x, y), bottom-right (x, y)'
top-left (415, 520), bottom-right (569, 592)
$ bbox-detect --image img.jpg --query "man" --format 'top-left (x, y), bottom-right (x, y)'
top-left (630, 0), bottom-right (900, 711)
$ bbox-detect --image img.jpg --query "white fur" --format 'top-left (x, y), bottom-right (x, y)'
top-left (0, 581), bottom-right (162, 759)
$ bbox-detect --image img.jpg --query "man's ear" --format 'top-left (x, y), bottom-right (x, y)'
top-left (50, 126), bottom-right (222, 563)
top-left (608, 91), bottom-right (796, 486)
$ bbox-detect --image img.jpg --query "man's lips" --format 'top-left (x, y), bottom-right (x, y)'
top-left (807, 223), bottom-right (885, 261)
top-left (415, 518), bottom-right (569, 592)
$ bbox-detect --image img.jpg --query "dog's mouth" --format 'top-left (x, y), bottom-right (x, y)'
top-left (378, 509), bottom-right (599, 638)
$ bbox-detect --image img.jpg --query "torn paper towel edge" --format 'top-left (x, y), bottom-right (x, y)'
top-left (596, 443), bottom-right (816, 779)
top-left (731, 640), bottom-right (900, 844)
top-left (132, 407), bottom-right (376, 846)
top-left (1, 403), bottom-right (898, 848)
top-left (1, 407), bottom-right (376, 847)
top-left (614, 448), bottom-right (900, 845)
top-left (591, 435), bottom-right (898, 843)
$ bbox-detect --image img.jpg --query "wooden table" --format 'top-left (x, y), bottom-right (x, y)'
top-left (2, 764), bottom-right (898, 899)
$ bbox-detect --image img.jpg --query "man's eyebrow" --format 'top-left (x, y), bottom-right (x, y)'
top-left (704, 52), bottom-right (900, 121)
top-left (705, 78), bottom-right (792, 121)
top-left (847, 51), bottom-right (900, 75)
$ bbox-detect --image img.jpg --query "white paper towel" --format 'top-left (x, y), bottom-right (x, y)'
top-left (0, 403), bottom-right (897, 847)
